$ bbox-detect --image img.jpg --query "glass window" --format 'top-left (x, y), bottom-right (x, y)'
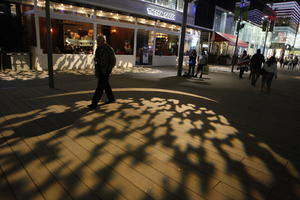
top-left (63, 20), bottom-right (94, 54)
top-left (39, 18), bottom-right (94, 54)
top-left (23, 14), bottom-right (37, 47)
top-left (156, 0), bottom-right (177, 10)
top-left (136, 30), bottom-right (155, 65)
top-left (225, 15), bottom-right (235, 35)
top-left (155, 33), bottom-right (178, 56)
top-left (213, 9), bottom-right (223, 32)
top-left (97, 25), bottom-right (134, 55)
top-left (184, 36), bottom-right (199, 53)
top-left (177, 0), bottom-right (184, 11)
top-left (144, 0), bottom-right (183, 11)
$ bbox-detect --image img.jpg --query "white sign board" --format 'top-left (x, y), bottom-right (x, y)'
top-left (147, 7), bottom-right (176, 21)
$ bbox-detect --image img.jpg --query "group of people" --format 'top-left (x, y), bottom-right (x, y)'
top-left (279, 55), bottom-right (299, 70)
top-left (238, 49), bottom-right (278, 92)
top-left (88, 34), bottom-right (293, 109)
top-left (187, 49), bottom-right (208, 78)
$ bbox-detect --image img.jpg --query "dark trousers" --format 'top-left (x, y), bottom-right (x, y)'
top-left (92, 75), bottom-right (115, 105)
top-left (188, 64), bottom-right (195, 77)
top-left (251, 68), bottom-right (261, 86)
top-left (239, 66), bottom-right (246, 78)
top-left (196, 64), bottom-right (204, 78)
top-left (261, 72), bottom-right (274, 90)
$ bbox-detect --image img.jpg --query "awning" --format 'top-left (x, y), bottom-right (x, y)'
top-left (215, 32), bottom-right (249, 48)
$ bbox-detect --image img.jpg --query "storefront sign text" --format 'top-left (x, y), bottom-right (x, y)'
top-left (147, 7), bottom-right (176, 21)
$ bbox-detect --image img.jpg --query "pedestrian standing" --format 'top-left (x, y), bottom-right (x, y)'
top-left (195, 50), bottom-right (208, 78)
top-left (279, 54), bottom-right (284, 68)
top-left (283, 57), bottom-right (289, 69)
top-left (188, 49), bottom-right (197, 77)
top-left (288, 55), bottom-right (293, 70)
top-left (292, 56), bottom-right (299, 70)
top-left (250, 49), bottom-right (265, 86)
top-left (261, 56), bottom-right (277, 93)
top-left (88, 35), bottom-right (116, 109)
top-left (238, 50), bottom-right (250, 79)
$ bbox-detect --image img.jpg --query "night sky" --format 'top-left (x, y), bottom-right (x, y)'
top-left (194, 0), bottom-right (280, 29)
top-left (215, 0), bottom-right (271, 11)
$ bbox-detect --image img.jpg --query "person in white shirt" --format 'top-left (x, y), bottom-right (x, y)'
top-left (195, 50), bottom-right (208, 78)
top-left (261, 56), bottom-right (277, 92)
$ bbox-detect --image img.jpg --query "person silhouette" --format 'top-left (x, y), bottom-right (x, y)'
top-left (88, 35), bottom-right (116, 109)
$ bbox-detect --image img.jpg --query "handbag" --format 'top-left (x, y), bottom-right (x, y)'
top-left (189, 60), bottom-right (195, 65)
top-left (203, 65), bottom-right (209, 74)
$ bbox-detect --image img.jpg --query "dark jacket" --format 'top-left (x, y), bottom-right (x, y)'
top-left (250, 53), bottom-right (265, 69)
top-left (189, 53), bottom-right (197, 65)
top-left (94, 43), bottom-right (116, 77)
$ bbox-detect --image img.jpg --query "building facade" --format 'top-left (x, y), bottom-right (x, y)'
top-left (267, 1), bottom-right (300, 57)
top-left (4, 0), bottom-right (208, 70)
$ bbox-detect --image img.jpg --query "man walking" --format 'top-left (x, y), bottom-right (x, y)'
top-left (250, 49), bottom-right (265, 86)
top-left (88, 35), bottom-right (116, 109)
top-left (292, 56), bottom-right (299, 70)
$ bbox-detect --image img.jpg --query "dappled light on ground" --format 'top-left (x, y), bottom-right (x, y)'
top-left (1, 87), bottom-right (300, 200)
top-left (0, 70), bottom-right (48, 81)
top-left (0, 65), bottom-right (161, 82)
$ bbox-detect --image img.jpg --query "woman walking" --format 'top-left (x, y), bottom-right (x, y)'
top-left (261, 56), bottom-right (277, 93)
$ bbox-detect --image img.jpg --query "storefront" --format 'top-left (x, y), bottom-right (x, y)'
top-left (238, 21), bottom-right (265, 56)
top-left (18, 0), bottom-right (205, 70)
top-left (267, 27), bottom-right (297, 58)
top-left (209, 32), bottom-right (248, 64)
top-left (213, 32), bottom-right (247, 54)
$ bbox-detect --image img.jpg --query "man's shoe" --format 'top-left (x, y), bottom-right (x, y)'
top-left (87, 104), bottom-right (97, 109)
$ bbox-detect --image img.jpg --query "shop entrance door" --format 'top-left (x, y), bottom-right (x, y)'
top-left (136, 30), bottom-right (154, 65)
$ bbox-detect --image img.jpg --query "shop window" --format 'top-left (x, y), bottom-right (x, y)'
top-left (184, 36), bottom-right (199, 53)
top-left (97, 25), bottom-right (134, 55)
top-left (63, 20), bottom-right (94, 54)
top-left (155, 33), bottom-right (178, 56)
top-left (39, 18), bottom-right (94, 54)
top-left (136, 30), bottom-right (155, 65)
top-left (23, 14), bottom-right (37, 48)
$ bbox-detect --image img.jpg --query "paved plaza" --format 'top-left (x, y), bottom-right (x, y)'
top-left (0, 66), bottom-right (300, 200)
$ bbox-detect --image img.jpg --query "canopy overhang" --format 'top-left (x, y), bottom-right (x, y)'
top-left (215, 32), bottom-right (249, 48)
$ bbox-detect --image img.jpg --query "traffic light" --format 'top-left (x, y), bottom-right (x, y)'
top-left (262, 20), bottom-right (268, 31)
top-left (269, 20), bottom-right (275, 32)
top-left (239, 23), bottom-right (245, 30)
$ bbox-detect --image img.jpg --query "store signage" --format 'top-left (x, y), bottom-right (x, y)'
top-left (146, 7), bottom-right (176, 21)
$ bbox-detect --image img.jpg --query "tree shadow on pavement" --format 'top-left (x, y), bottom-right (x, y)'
top-left (0, 86), bottom-right (299, 199)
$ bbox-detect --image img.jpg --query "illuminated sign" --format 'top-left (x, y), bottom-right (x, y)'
top-left (146, 7), bottom-right (176, 21)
